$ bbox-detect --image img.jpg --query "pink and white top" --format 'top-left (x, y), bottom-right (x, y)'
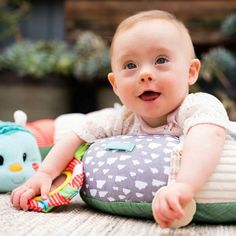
top-left (73, 92), bottom-right (230, 143)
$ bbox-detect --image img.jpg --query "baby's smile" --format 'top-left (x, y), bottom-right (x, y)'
top-left (139, 91), bottom-right (161, 101)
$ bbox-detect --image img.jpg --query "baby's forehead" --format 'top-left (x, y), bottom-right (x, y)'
top-left (112, 18), bottom-right (194, 59)
top-left (124, 19), bottom-right (186, 39)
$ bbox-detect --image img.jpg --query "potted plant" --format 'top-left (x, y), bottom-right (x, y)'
top-left (0, 31), bottom-right (111, 120)
top-left (0, 0), bottom-right (31, 46)
top-left (196, 13), bottom-right (236, 120)
top-left (71, 31), bottom-right (111, 113)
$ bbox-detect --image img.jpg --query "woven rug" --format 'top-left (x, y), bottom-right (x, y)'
top-left (1, 194), bottom-right (236, 236)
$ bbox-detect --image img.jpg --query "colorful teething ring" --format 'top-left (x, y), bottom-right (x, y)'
top-left (27, 144), bottom-right (89, 212)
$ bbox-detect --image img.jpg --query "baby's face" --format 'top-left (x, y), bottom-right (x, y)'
top-left (108, 19), bottom-right (199, 127)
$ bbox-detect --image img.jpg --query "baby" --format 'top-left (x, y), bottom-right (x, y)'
top-left (11, 10), bottom-right (230, 228)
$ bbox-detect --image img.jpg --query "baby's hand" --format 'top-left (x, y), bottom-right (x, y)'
top-left (152, 183), bottom-right (194, 228)
top-left (10, 171), bottom-right (53, 211)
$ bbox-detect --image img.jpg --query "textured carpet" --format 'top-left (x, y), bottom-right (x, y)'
top-left (1, 194), bottom-right (236, 236)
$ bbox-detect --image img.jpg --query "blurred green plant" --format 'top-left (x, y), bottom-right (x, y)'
top-left (0, 31), bottom-right (111, 80)
top-left (0, 40), bottom-right (75, 78)
top-left (221, 13), bottom-right (236, 39)
top-left (200, 47), bottom-right (236, 89)
top-left (73, 31), bottom-right (111, 81)
top-left (0, 0), bottom-right (31, 43)
top-left (198, 13), bottom-right (236, 120)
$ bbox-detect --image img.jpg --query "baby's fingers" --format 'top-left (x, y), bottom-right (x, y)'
top-left (153, 197), bottom-right (178, 228)
top-left (40, 182), bottom-right (52, 199)
top-left (10, 186), bottom-right (33, 209)
top-left (11, 186), bottom-right (28, 209)
top-left (20, 188), bottom-right (36, 211)
top-left (167, 197), bottom-right (185, 218)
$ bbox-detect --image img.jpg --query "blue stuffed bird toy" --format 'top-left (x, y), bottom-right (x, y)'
top-left (0, 122), bottom-right (41, 192)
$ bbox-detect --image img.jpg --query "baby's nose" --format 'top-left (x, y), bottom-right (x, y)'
top-left (139, 65), bottom-right (155, 83)
top-left (140, 76), bottom-right (153, 82)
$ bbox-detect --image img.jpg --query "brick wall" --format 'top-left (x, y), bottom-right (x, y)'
top-left (65, 0), bottom-right (236, 54)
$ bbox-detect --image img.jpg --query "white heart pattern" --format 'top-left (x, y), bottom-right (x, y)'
top-left (96, 180), bottom-right (106, 189)
top-left (132, 160), bottom-right (140, 165)
top-left (82, 134), bottom-right (179, 202)
top-left (115, 176), bottom-right (127, 182)
top-left (150, 168), bottom-right (159, 174)
top-left (99, 191), bottom-right (108, 197)
top-left (96, 150), bottom-right (106, 158)
top-left (103, 169), bottom-right (109, 174)
top-left (130, 172), bottom-right (136, 177)
top-left (120, 155), bottom-right (132, 161)
top-left (151, 153), bottom-right (159, 159)
top-left (144, 159), bottom-right (152, 164)
top-left (90, 189), bottom-right (97, 197)
top-left (98, 161), bottom-right (105, 167)
top-left (135, 180), bottom-right (148, 190)
top-left (118, 165), bottom-right (125, 170)
top-left (148, 143), bottom-right (162, 149)
top-left (123, 188), bottom-right (131, 195)
top-left (136, 193), bottom-right (144, 198)
top-left (152, 179), bottom-right (166, 187)
top-left (107, 157), bottom-right (117, 165)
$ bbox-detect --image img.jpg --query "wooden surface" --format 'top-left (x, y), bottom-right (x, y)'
top-left (65, 0), bottom-right (236, 48)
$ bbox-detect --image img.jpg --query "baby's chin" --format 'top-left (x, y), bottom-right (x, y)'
top-left (139, 113), bottom-right (168, 128)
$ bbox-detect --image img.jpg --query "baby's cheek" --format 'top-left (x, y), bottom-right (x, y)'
top-left (32, 163), bottom-right (39, 171)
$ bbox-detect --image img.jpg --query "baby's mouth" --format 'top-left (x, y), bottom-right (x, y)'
top-left (139, 91), bottom-right (160, 101)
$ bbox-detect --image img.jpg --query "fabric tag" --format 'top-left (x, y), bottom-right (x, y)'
top-left (105, 142), bottom-right (135, 152)
top-left (230, 132), bottom-right (236, 140)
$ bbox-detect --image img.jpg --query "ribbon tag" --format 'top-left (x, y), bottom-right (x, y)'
top-left (105, 141), bottom-right (135, 152)
top-left (230, 132), bottom-right (236, 140)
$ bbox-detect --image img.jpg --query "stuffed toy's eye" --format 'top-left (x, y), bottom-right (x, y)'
top-left (23, 153), bottom-right (27, 162)
top-left (0, 155), bottom-right (4, 165)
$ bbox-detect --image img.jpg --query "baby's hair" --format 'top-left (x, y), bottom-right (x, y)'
top-left (110, 10), bottom-right (196, 59)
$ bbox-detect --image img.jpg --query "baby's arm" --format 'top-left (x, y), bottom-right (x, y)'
top-left (11, 131), bottom-right (84, 211)
top-left (152, 124), bottom-right (226, 227)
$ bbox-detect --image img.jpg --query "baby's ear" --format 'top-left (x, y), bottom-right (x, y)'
top-left (188, 59), bottom-right (201, 85)
top-left (108, 73), bottom-right (118, 95)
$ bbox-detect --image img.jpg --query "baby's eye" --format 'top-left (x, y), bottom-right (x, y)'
top-left (124, 62), bottom-right (137, 70)
top-left (155, 57), bottom-right (168, 65)
top-left (0, 155), bottom-right (4, 165)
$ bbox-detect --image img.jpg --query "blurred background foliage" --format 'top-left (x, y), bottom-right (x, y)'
top-left (197, 13), bottom-right (236, 120)
top-left (0, 0), bottom-right (111, 80)
top-left (0, 32), bottom-right (111, 80)
top-left (0, 0), bottom-right (30, 43)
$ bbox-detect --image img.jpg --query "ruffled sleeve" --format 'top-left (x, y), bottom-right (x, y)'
top-left (72, 106), bottom-right (135, 143)
top-left (177, 92), bottom-right (230, 136)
